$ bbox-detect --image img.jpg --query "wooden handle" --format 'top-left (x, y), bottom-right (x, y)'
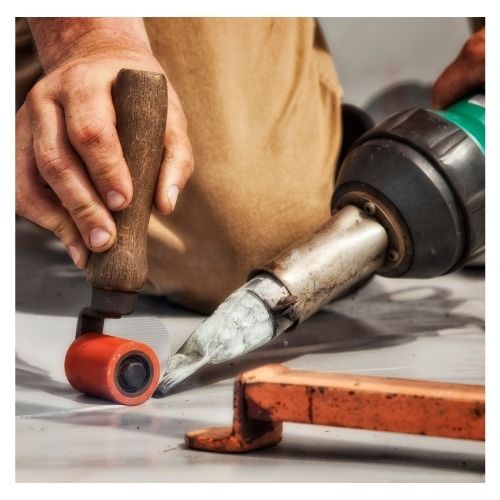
top-left (86, 69), bottom-right (168, 292)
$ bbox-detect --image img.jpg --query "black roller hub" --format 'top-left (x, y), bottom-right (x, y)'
top-left (116, 353), bottom-right (153, 395)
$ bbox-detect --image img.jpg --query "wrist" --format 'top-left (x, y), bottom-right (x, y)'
top-left (28, 18), bottom-right (153, 72)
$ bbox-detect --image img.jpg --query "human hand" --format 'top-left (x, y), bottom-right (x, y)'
top-left (432, 27), bottom-right (485, 109)
top-left (16, 19), bottom-right (194, 268)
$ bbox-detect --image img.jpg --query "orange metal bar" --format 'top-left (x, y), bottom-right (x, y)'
top-left (185, 364), bottom-right (484, 453)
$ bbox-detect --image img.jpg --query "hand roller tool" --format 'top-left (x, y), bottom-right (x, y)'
top-left (65, 68), bottom-right (168, 405)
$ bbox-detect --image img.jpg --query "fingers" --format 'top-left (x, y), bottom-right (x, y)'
top-left (61, 77), bottom-right (133, 211)
top-left (16, 105), bottom-right (88, 268)
top-left (17, 54), bottom-right (193, 277)
top-left (154, 96), bottom-right (194, 214)
top-left (432, 28), bottom-right (485, 109)
top-left (28, 92), bottom-right (117, 253)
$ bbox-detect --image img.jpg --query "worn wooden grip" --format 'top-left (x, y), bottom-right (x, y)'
top-left (86, 69), bottom-right (168, 292)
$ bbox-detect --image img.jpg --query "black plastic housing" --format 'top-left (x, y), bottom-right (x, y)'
top-left (332, 108), bottom-right (484, 278)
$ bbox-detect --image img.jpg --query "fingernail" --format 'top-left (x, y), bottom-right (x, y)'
top-left (167, 185), bottom-right (179, 211)
top-left (67, 245), bottom-right (82, 268)
top-left (106, 190), bottom-right (126, 210)
top-left (90, 228), bottom-right (112, 249)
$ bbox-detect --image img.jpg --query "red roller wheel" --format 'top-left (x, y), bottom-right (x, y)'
top-left (65, 333), bottom-right (160, 406)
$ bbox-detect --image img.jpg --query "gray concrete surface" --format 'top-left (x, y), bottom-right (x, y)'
top-left (320, 17), bottom-right (470, 113)
top-left (16, 219), bottom-right (484, 482)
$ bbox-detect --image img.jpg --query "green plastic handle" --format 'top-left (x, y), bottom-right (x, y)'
top-left (432, 95), bottom-right (485, 153)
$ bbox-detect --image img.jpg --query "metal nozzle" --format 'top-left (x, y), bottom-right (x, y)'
top-left (253, 204), bottom-right (389, 324)
top-left (155, 205), bottom-right (389, 395)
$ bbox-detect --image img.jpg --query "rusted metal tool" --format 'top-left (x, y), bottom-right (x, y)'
top-left (64, 69), bottom-right (168, 405)
top-left (185, 364), bottom-right (485, 453)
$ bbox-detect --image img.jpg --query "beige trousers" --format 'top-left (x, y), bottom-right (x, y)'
top-left (16, 18), bottom-right (343, 313)
top-left (144, 18), bottom-right (342, 312)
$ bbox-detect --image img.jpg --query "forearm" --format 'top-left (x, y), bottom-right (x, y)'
top-left (27, 17), bottom-right (153, 71)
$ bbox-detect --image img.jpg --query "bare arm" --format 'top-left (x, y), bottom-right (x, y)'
top-left (432, 27), bottom-right (485, 109)
top-left (16, 18), bottom-right (193, 268)
top-left (28, 18), bottom-right (153, 70)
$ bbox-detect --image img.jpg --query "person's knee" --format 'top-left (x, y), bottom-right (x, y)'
top-left (146, 202), bottom-right (333, 314)
top-left (146, 239), bottom-right (252, 314)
